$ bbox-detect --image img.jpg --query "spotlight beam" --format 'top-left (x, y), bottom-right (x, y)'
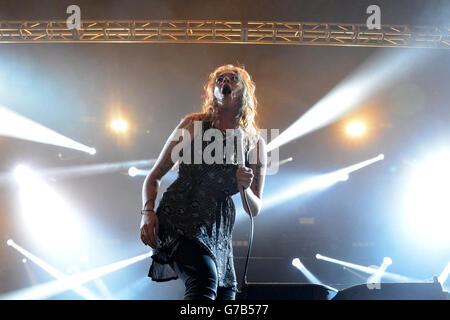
top-left (0, 105), bottom-right (96, 154)
top-left (367, 257), bottom-right (393, 285)
top-left (23, 259), bottom-right (38, 286)
top-left (333, 154), bottom-right (384, 176)
top-left (128, 166), bottom-right (150, 177)
top-left (0, 251), bottom-right (152, 300)
top-left (438, 262), bottom-right (450, 285)
top-left (292, 258), bottom-right (322, 284)
top-left (292, 258), bottom-right (338, 292)
top-left (13, 165), bottom-right (84, 253)
top-left (6, 240), bottom-right (101, 300)
top-left (267, 49), bottom-right (424, 152)
top-left (403, 151), bottom-right (450, 245)
top-left (316, 254), bottom-right (418, 282)
top-left (0, 159), bottom-right (157, 183)
top-left (35, 159), bottom-right (157, 179)
top-left (260, 154), bottom-right (384, 212)
top-left (342, 266), bottom-right (368, 281)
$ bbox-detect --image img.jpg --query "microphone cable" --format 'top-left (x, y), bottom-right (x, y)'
top-left (235, 130), bottom-right (255, 297)
top-left (240, 187), bottom-right (254, 293)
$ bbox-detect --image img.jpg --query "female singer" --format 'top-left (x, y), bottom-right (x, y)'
top-left (140, 64), bottom-right (267, 300)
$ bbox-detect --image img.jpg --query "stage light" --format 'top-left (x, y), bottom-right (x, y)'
top-left (315, 253), bottom-right (416, 282)
top-left (402, 150), bottom-right (450, 245)
top-left (6, 239), bottom-right (13, 246)
top-left (13, 165), bottom-right (84, 254)
top-left (0, 159), bottom-right (158, 183)
top-left (7, 239), bottom-right (101, 299)
top-left (110, 119), bottom-right (128, 133)
top-left (383, 257), bottom-right (392, 266)
top-left (0, 251), bottom-right (152, 300)
top-left (368, 257), bottom-right (393, 286)
top-left (346, 121), bottom-right (366, 137)
top-left (267, 49), bottom-right (423, 152)
top-left (292, 258), bottom-right (318, 282)
top-left (22, 258), bottom-right (27, 264)
top-left (0, 105), bottom-right (96, 154)
top-left (13, 165), bottom-right (31, 181)
top-left (128, 164), bottom-right (180, 179)
top-left (128, 166), bottom-right (149, 177)
top-left (128, 166), bottom-right (138, 177)
top-left (80, 253), bottom-right (89, 264)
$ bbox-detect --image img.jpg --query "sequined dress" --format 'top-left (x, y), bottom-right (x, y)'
top-left (148, 120), bottom-right (248, 291)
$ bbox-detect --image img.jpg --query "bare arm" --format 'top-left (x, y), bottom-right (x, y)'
top-left (237, 136), bottom-right (267, 217)
top-left (142, 116), bottom-right (194, 211)
top-left (140, 116), bottom-right (194, 248)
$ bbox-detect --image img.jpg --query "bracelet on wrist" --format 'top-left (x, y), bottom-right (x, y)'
top-left (143, 200), bottom-right (153, 209)
top-left (141, 209), bottom-right (155, 215)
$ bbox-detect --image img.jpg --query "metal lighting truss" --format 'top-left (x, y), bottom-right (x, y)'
top-left (0, 20), bottom-right (449, 49)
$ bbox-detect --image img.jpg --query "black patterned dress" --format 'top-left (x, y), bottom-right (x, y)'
top-left (148, 120), bottom-right (248, 291)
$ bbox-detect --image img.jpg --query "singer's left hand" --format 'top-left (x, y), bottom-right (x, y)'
top-left (237, 166), bottom-right (254, 190)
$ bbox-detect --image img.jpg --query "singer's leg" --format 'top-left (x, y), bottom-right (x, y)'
top-left (170, 237), bottom-right (218, 300)
top-left (216, 286), bottom-right (236, 300)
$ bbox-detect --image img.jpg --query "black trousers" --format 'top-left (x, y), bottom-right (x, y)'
top-left (170, 237), bottom-right (236, 300)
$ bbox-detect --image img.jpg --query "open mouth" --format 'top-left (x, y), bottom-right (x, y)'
top-left (222, 84), bottom-right (232, 95)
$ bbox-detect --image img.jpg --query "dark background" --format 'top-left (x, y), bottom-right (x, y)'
top-left (0, 0), bottom-right (449, 299)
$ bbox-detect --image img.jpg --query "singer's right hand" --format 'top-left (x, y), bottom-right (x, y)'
top-left (236, 166), bottom-right (254, 190)
top-left (140, 212), bottom-right (159, 249)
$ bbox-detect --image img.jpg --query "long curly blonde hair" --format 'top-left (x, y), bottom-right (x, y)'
top-left (187, 64), bottom-right (260, 150)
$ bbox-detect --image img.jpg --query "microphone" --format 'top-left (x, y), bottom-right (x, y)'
top-left (235, 128), bottom-right (252, 217)
top-left (236, 129), bottom-right (246, 197)
top-left (235, 128), bottom-right (254, 292)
